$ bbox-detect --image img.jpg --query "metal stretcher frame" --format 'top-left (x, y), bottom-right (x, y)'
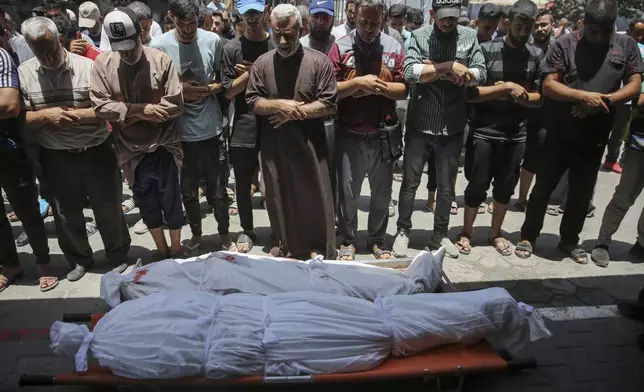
top-left (19, 312), bottom-right (537, 389)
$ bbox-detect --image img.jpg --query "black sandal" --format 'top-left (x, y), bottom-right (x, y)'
top-left (558, 243), bottom-right (588, 265)
top-left (372, 245), bottom-right (392, 260)
top-left (514, 240), bottom-right (533, 259)
top-left (236, 233), bottom-right (255, 254)
top-left (338, 244), bottom-right (356, 261)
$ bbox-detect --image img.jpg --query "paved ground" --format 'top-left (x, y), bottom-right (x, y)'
top-left (1, 167), bottom-right (644, 392)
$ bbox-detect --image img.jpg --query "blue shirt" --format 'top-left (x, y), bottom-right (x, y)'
top-left (150, 29), bottom-right (224, 142)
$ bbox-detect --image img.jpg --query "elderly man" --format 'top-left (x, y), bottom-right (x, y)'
top-left (246, 3), bottom-right (337, 259)
top-left (393, 0), bottom-right (486, 259)
top-left (329, 0), bottom-right (407, 261)
top-left (91, 7), bottom-right (184, 259)
top-left (517, 0), bottom-right (643, 264)
top-left (0, 47), bottom-right (54, 293)
top-left (18, 17), bottom-right (131, 282)
top-left (151, 0), bottom-right (232, 254)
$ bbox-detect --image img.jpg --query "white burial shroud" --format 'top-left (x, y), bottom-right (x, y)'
top-left (100, 249), bottom-right (446, 307)
top-left (50, 288), bottom-right (551, 379)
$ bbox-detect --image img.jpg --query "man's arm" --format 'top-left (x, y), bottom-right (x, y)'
top-left (157, 59), bottom-right (185, 119)
top-left (467, 39), bottom-right (487, 86)
top-left (246, 58), bottom-right (281, 115)
top-left (90, 57), bottom-right (136, 122)
top-left (0, 52), bottom-right (20, 119)
top-left (403, 34), bottom-right (451, 83)
top-left (222, 44), bottom-right (250, 100)
top-left (298, 57), bottom-right (337, 118)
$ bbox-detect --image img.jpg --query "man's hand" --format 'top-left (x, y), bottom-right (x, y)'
top-left (235, 60), bottom-right (253, 76)
top-left (43, 107), bottom-right (80, 128)
top-left (580, 92), bottom-right (611, 113)
top-left (69, 39), bottom-right (89, 56)
top-left (357, 74), bottom-right (388, 95)
top-left (182, 82), bottom-right (212, 101)
top-left (504, 82), bottom-right (529, 103)
top-left (268, 100), bottom-right (306, 127)
top-left (446, 62), bottom-right (471, 86)
top-left (207, 82), bottom-right (223, 94)
top-left (139, 104), bottom-right (169, 123)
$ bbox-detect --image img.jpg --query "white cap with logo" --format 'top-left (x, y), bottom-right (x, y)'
top-left (78, 1), bottom-right (101, 29)
top-left (103, 7), bottom-right (141, 51)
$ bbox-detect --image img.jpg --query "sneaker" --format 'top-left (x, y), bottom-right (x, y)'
top-left (603, 161), bottom-right (623, 174)
top-left (392, 230), bottom-right (410, 258)
top-left (133, 219), bottom-right (149, 235)
top-left (591, 245), bottom-right (610, 268)
top-left (67, 263), bottom-right (92, 282)
top-left (427, 235), bottom-right (459, 259)
top-left (388, 200), bottom-right (396, 217)
top-left (86, 222), bottom-right (98, 237)
top-left (16, 231), bottom-right (29, 247)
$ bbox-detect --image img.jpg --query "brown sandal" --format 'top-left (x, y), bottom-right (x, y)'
top-left (455, 233), bottom-right (472, 255)
top-left (372, 245), bottom-right (393, 260)
top-left (490, 237), bottom-right (512, 256)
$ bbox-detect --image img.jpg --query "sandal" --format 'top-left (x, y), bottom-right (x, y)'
top-left (514, 240), bottom-right (533, 259)
top-left (514, 200), bottom-right (527, 212)
top-left (6, 211), bottom-right (19, 222)
top-left (490, 236), bottom-right (512, 256)
top-left (222, 241), bottom-right (238, 252)
top-left (236, 233), bottom-right (254, 254)
top-left (477, 204), bottom-right (486, 214)
top-left (0, 268), bottom-right (24, 293)
top-left (228, 200), bottom-right (238, 216)
top-left (546, 206), bottom-right (563, 216)
top-left (39, 276), bottom-right (59, 292)
top-left (558, 243), bottom-right (588, 265)
top-left (450, 201), bottom-right (459, 215)
top-left (226, 188), bottom-right (235, 203)
top-left (269, 246), bottom-right (284, 257)
top-left (372, 245), bottom-right (393, 260)
top-left (121, 198), bottom-right (136, 214)
top-left (454, 233), bottom-right (472, 255)
top-left (338, 244), bottom-right (356, 261)
top-left (487, 202), bottom-right (494, 214)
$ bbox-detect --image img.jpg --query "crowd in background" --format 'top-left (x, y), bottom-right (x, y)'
top-left (0, 0), bottom-right (643, 298)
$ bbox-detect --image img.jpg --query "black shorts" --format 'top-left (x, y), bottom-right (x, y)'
top-left (132, 148), bottom-right (183, 230)
top-left (464, 137), bottom-right (525, 207)
top-left (522, 127), bottom-right (546, 173)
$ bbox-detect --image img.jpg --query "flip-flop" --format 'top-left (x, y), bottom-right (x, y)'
top-left (338, 244), bottom-right (356, 261)
top-left (228, 200), bottom-right (238, 216)
top-left (477, 204), bottom-right (486, 214)
top-left (514, 240), bottom-right (533, 259)
top-left (236, 233), bottom-right (254, 253)
top-left (0, 270), bottom-right (24, 293)
top-left (39, 276), bottom-right (59, 292)
top-left (454, 233), bottom-right (472, 255)
top-left (490, 237), bottom-right (513, 256)
top-left (6, 211), bottom-right (19, 222)
top-left (487, 202), bottom-right (494, 214)
top-left (546, 206), bottom-right (563, 216)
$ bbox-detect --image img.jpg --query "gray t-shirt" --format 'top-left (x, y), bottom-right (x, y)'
top-left (151, 29), bottom-right (224, 142)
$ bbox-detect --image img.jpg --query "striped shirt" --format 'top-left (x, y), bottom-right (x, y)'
top-left (404, 25), bottom-right (486, 136)
top-left (18, 51), bottom-right (110, 150)
top-left (0, 48), bottom-right (21, 148)
top-left (469, 38), bottom-right (544, 142)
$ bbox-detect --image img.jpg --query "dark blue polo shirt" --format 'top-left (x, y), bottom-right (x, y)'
top-left (541, 30), bottom-right (643, 146)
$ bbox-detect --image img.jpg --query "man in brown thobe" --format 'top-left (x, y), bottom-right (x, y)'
top-left (246, 3), bottom-right (337, 260)
top-left (90, 8), bottom-right (185, 259)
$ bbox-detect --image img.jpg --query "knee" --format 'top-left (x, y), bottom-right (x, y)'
top-left (464, 183), bottom-right (487, 208)
top-left (492, 186), bottom-right (513, 205)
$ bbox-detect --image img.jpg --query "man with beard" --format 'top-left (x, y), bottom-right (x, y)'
top-left (300, 0), bottom-right (335, 55)
top-left (515, 9), bottom-right (554, 212)
top-left (151, 0), bottom-right (233, 254)
top-left (221, 0), bottom-right (274, 253)
top-left (517, 0), bottom-right (643, 264)
top-left (246, 3), bottom-right (337, 259)
top-left (455, 0), bottom-right (542, 256)
top-left (476, 2), bottom-right (503, 44)
top-left (91, 7), bottom-right (184, 260)
top-left (393, 0), bottom-right (486, 259)
top-left (332, 0), bottom-right (356, 40)
top-left (329, 0), bottom-right (407, 261)
top-left (19, 16), bottom-right (131, 281)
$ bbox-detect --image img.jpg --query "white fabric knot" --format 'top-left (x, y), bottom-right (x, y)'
top-left (74, 330), bottom-right (94, 372)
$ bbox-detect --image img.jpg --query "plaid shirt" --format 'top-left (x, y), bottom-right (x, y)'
top-left (404, 24), bottom-right (486, 136)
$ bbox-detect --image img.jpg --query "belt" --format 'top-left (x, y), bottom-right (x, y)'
top-left (66, 146), bottom-right (91, 153)
top-left (340, 129), bottom-right (382, 140)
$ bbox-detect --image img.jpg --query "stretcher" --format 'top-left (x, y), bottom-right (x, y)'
top-left (19, 312), bottom-right (537, 391)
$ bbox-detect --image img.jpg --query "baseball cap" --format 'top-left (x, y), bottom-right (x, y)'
top-left (78, 1), bottom-right (101, 29)
top-left (237, 0), bottom-right (265, 15)
top-left (458, 6), bottom-right (470, 23)
top-left (310, 0), bottom-right (334, 16)
top-left (103, 7), bottom-right (141, 51)
top-left (432, 0), bottom-right (462, 20)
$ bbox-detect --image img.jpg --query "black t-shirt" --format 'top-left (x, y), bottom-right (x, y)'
top-left (222, 35), bottom-right (275, 148)
top-left (542, 31), bottom-right (644, 146)
top-left (468, 38), bottom-right (544, 142)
